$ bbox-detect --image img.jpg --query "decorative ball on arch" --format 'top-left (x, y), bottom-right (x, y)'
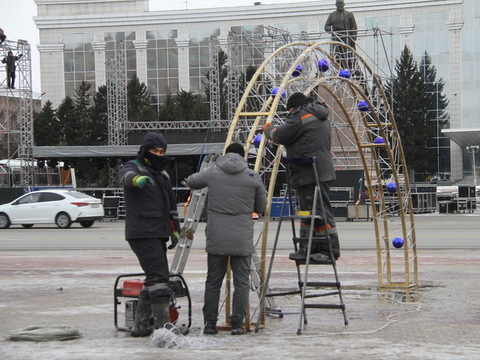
top-left (339, 69), bottom-right (351, 79)
top-left (317, 59), bottom-right (329, 72)
top-left (253, 134), bottom-right (263, 149)
top-left (373, 136), bottom-right (385, 144)
top-left (386, 182), bottom-right (397, 194)
top-left (271, 86), bottom-right (286, 99)
top-left (292, 64), bottom-right (302, 77)
top-left (358, 100), bottom-right (369, 112)
top-left (392, 237), bottom-right (404, 249)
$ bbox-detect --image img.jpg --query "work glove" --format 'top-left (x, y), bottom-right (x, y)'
top-left (168, 231), bottom-right (179, 249)
top-left (262, 122), bottom-right (272, 132)
top-left (132, 175), bottom-right (154, 189)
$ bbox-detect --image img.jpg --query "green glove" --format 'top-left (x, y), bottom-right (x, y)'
top-left (168, 231), bottom-right (179, 249)
top-left (132, 175), bottom-right (154, 189)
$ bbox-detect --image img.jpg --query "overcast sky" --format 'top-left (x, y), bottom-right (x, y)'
top-left (0, 0), bottom-right (314, 93)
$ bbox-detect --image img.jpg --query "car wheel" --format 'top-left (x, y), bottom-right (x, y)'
top-left (0, 213), bottom-right (11, 229)
top-left (22, 224), bottom-right (34, 228)
top-left (79, 220), bottom-right (94, 228)
top-left (55, 212), bottom-right (72, 229)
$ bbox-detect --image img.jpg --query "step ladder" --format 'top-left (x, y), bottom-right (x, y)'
top-left (256, 157), bottom-right (348, 334)
top-left (169, 153), bottom-right (280, 315)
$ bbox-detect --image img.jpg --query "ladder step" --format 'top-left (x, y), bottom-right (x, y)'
top-left (305, 281), bottom-right (340, 287)
top-left (304, 291), bottom-right (340, 298)
top-left (304, 303), bottom-right (345, 310)
top-left (281, 214), bottom-right (323, 220)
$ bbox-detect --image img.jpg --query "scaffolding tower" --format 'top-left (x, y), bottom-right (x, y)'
top-left (0, 39), bottom-right (34, 189)
top-left (105, 40), bottom-right (128, 186)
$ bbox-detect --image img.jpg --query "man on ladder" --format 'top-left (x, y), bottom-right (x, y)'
top-left (263, 92), bottom-right (340, 262)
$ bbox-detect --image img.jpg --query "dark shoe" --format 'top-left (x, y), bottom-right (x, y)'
top-left (203, 324), bottom-right (218, 335)
top-left (231, 327), bottom-right (247, 335)
top-left (289, 247), bottom-right (307, 260)
top-left (310, 252), bottom-right (332, 263)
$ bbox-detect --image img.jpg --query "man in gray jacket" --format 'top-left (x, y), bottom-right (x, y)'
top-left (263, 92), bottom-right (340, 263)
top-left (186, 143), bottom-right (267, 335)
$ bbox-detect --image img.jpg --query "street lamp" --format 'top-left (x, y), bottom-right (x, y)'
top-left (466, 145), bottom-right (479, 186)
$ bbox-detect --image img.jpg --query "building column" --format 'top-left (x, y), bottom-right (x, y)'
top-left (176, 38), bottom-right (191, 91)
top-left (134, 40), bottom-right (148, 85)
top-left (37, 44), bottom-right (65, 107)
top-left (92, 41), bottom-right (106, 88)
top-left (447, 20), bottom-right (465, 182)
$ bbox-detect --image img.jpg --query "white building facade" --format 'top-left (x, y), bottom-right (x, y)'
top-left (34, 0), bottom-right (480, 182)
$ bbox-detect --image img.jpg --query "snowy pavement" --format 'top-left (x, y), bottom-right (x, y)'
top-left (1, 245), bottom-right (480, 360)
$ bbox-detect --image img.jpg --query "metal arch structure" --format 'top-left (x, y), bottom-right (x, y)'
top-left (224, 40), bottom-right (418, 289)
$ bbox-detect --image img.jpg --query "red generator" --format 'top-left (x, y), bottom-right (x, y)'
top-left (114, 273), bottom-right (192, 332)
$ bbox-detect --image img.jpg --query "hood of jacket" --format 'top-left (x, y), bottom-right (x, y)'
top-left (296, 101), bottom-right (329, 120)
top-left (216, 152), bottom-right (248, 174)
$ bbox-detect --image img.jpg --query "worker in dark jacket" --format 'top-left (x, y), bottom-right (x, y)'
top-left (186, 143), bottom-right (267, 336)
top-left (2, 51), bottom-right (22, 89)
top-left (120, 132), bottom-right (180, 337)
top-left (263, 92), bottom-right (340, 262)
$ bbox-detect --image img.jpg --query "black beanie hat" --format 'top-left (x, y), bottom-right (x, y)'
top-left (286, 92), bottom-right (308, 109)
top-left (225, 143), bottom-right (245, 157)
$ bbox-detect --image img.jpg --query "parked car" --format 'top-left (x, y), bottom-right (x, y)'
top-left (0, 189), bottom-right (104, 229)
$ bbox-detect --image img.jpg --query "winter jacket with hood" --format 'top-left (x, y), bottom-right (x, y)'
top-left (120, 133), bottom-right (180, 241)
top-left (264, 100), bottom-right (335, 188)
top-left (186, 152), bottom-right (267, 256)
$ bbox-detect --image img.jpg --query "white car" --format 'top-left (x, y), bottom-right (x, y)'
top-left (0, 189), bottom-right (104, 229)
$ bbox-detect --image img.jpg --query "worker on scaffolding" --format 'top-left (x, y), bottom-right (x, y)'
top-left (263, 92), bottom-right (340, 262)
top-left (2, 51), bottom-right (22, 89)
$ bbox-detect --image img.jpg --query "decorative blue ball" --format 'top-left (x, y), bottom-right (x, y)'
top-left (339, 69), bottom-right (351, 78)
top-left (392, 237), bottom-right (404, 249)
top-left (386, 182), bottom-right (397, 193)
top-left (358, 100), bottom-right (369, 112)
top-left (271, 87), bottom-right (286, 99)
top-left (253, 134), bottom-right (262, 148)
top-left (374, 136), bottom-right (385, 144)
top-left (292, 64), bottom-right (302, 77)
top-left (318, 59), bottom-right (329, 72)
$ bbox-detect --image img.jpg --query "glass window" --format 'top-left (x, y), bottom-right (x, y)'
top-left (63, 33), bottom-right (96, 95)
top-left (146, 29), bottom-right (179, 110)
top-left (40, 192), bottom-right (64, 202)
top-left (104, 32), bottom-right (137, 81)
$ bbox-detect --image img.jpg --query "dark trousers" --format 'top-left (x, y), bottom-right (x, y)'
top-left (203, 254), bottom-right (251, 327)
top-left (296, 181), bottom-right (336, 228)
top-left (128, 238), bottom-right (170, 294)
top-left (6, 71), bottom-right (15, 88)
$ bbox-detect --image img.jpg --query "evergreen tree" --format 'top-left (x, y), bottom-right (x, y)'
top-left (74, 81), bottom-right (94, 145)
top-left (127, 74), bottom-right (157, 122)
top-left (34, 100), bottom-right (61, 146)
top-left (91, 85), bottom-right (109, 145)
top-left (176, 90), bottom-right (203, 121)
top-left (56, 96), bottom-right (76, 145)
top-left (419, 52), bottom-right (450, 175)
top-left (158, 91), bottom-right (180, 121)
top-left (385, 45), bottom-right (434, 175)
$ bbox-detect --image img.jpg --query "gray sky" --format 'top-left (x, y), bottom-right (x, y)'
top-left (0, 0), bottom-right (314, 93)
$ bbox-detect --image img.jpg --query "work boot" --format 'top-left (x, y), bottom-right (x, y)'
top-left (151, 297), bottom-right (171, 330)
top-left (289, 246), bottom-right (307, 260)
top-left (310, 252), bottom-right (332, 263)
top-left (130, 289), bottom-right (153, 337)
top-left (231, 321), bottom-right (246, 335)
top-left (203, 323), bottom-right (218, 335)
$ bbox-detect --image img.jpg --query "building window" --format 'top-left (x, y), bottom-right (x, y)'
top-left (63, 33), bottom-right (95, 97)
top-left (104, 32), bottom-right (137, 81)
top-left (146, 29), bottom-right (179, 108)
top-left (188, 27), bottom-right (220, 94)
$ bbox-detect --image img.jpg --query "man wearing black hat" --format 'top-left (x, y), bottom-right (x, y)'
top-left (186, 143), bottom-right (267, 336)
top-left (263, 93), bottom-right (340, 263)
top-left (119, 132), bottom-right (181, 337)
